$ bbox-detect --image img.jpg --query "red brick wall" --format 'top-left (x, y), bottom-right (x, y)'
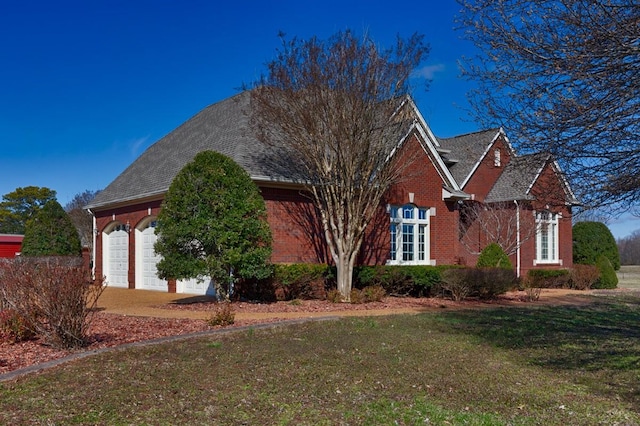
top-left (523, 163), bottom-right (574, 275)
top-left (261, 186), bottom-right (328, 264)
top-left (463, 136), bottom-right (512, 202)
top-left (368, 133), bottom-right (461, 265)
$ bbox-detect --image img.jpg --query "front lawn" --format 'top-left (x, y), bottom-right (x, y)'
top-left (0, 293), bottom-right (638, 425)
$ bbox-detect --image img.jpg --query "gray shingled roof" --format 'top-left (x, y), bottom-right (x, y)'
top-left (437, 128), bottom-right (501, 185)
top-left (87, 92), bottom-right (283, 210)
top-left (485, 153), bottom-right (549, 202)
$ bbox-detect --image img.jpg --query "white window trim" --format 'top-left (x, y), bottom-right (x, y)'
top-left (533, 210), bottom-right (562, 265)
top-left (387, 204), bottom-right (435, 266)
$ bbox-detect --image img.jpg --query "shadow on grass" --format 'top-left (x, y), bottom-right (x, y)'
top-left (435, 293), bottom-right (640, 406)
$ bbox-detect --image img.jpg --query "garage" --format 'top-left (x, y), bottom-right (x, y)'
top-left (103, 224), bottom-right (129, 288)
top-left (135, 220), bottom-right (167, 291)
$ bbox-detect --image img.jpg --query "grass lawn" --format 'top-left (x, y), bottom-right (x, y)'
top-left (1, 293), bottom-right (639, 425)
top-left (618, 265), bottom-right (640, 290)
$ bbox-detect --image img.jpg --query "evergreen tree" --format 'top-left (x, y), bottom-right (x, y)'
top-left (573, 221), bottom-right (620, 270)
top-left (155, 151), bottom-right (272, 300)
top-left (21, 200), bottom-right (82, 256)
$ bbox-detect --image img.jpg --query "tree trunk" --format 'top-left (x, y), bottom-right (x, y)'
top-left (334, 243), bottom-right (360, 303)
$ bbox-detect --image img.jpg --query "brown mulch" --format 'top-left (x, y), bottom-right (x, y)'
top-left (0, 289), bottom-right (600, 377)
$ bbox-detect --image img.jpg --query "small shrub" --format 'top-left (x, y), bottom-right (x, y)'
top-left (476, 243), bottom-right (512, 269)
top-left (594, 256), bottom-right (618, 289)
top-left (207, 302), bottom-right (235, 326)
top-left (0, 257), bottom-right (105, 349)
top-left (570, 264), bottom-right (600, 290)
top-left (272, 264), bottom-right (331, 300)
top-left (350, 289), bottom-right (364, 304)
top-left (361, 285), bottom-right (386, 302)
top-left (326, 289), bottom-right (342, 303)
top-left (527, 269), bottom-right (571, 289)
top-left (473, 268), bottom-right (517, 299)
top-left (354, 265), bottom-right (443, 297)
top-left (0, 309), bottom-right (35, 343)
top-left (440, 269), bottom-right (472, 301)
top-left (524, 285), bottom-right (542, 302)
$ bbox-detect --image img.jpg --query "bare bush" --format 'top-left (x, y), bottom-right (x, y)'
top-left (570, 264), bottom-right (600, 290)
top-left (441, 269), bottom-right (472, 302)
top-left (0, 257), bottom-right (105, 349)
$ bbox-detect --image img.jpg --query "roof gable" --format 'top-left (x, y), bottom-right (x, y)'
top-left (485, 153), bottom-right (578, 205)
top-left (437, 128), bottom-right (514, 188)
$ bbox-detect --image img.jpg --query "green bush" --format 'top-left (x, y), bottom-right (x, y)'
top-left (440, 267), bottom-right (515, 301)
top-left (476, 243), bottom-right (512, 269)
top-left (472, 267), bottom-right (517, 299)
top-left (355, 265), bottom-right (444, 297)
top-left (594, 255), bottom-right (618, 289)
top-left (573, 221), bottom-right (620, 270)
top-left (21, 200), bottom-right (82, 256)
top-left (526, 269), bottom-right (571, 289)
top-left (272, 264), bottom-right (332, 300)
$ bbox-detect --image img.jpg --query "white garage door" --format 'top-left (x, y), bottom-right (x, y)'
top-left (137, 222), bottom-right (167, 291)
top-left (104, 227), bottom-right (129, 288)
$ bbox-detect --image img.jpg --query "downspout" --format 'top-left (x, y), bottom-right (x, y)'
top-left (88, 208), bottom-right (97, 280)
top-left (514, 200), bottom-right (521, 278)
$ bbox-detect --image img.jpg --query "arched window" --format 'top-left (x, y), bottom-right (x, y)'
top-left (388, 204), bottom-right (431, 265)
top-left (535, 210), bottom-right (559, 263)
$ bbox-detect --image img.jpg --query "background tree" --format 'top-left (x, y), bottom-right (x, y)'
top-left (21, 200), bottom-right (82, 256)
top-left (458, 0), bottom-right (640, 211)
top-left (0, 186), bottom-right (56, 234)
top-left (573, 221), bottom-right (620, 270)
top-left (251, 30), bottom-right (428, 301)
top-left (64, 189), bottom-right (101, 251)
top-left (618, 229), bottom-right (640, 265)
top-left (154, 151), bottom-right (272, 300)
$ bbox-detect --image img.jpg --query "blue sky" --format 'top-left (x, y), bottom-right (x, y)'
top-left (1, 1), bottom-right (637, 238)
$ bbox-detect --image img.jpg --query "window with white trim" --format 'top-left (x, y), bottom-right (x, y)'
top-left (389, 204), bottom-right (430, 265)
top-left (535, 210), bottom-right (559, 263)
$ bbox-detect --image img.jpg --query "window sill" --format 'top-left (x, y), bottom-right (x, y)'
top-left (533, 259), bottom-right (563, 266)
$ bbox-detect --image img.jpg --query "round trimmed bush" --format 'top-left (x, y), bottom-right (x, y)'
top-left (573, 221), bottom-right (620, 270)
top-left (477, 243), bottom-right (512, 269)
top-left (594, 255), bottom-right (618, 289)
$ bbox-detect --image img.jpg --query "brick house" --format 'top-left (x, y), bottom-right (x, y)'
top-left (86, 92), bottom-right (578, 294)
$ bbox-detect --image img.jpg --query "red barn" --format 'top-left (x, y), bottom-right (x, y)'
top-left (0, 234), bottom-right (23, 258)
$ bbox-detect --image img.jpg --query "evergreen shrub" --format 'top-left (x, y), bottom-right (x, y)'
top-left (594, 255), bottom-right (618, 289)
top-left (476, 243), bottom-right (512, 269)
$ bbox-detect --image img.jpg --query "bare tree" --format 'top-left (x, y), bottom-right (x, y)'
top-left (251, 31), bottom-right (428, 301)
top-left (457, 0), bottom-right (640, 212)
top-left (65, 190), bottom-right (100, 251)
top-left (459, 201), bottom-right (537, 257)
top-left (618, 229), bottom-right (640, 265)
